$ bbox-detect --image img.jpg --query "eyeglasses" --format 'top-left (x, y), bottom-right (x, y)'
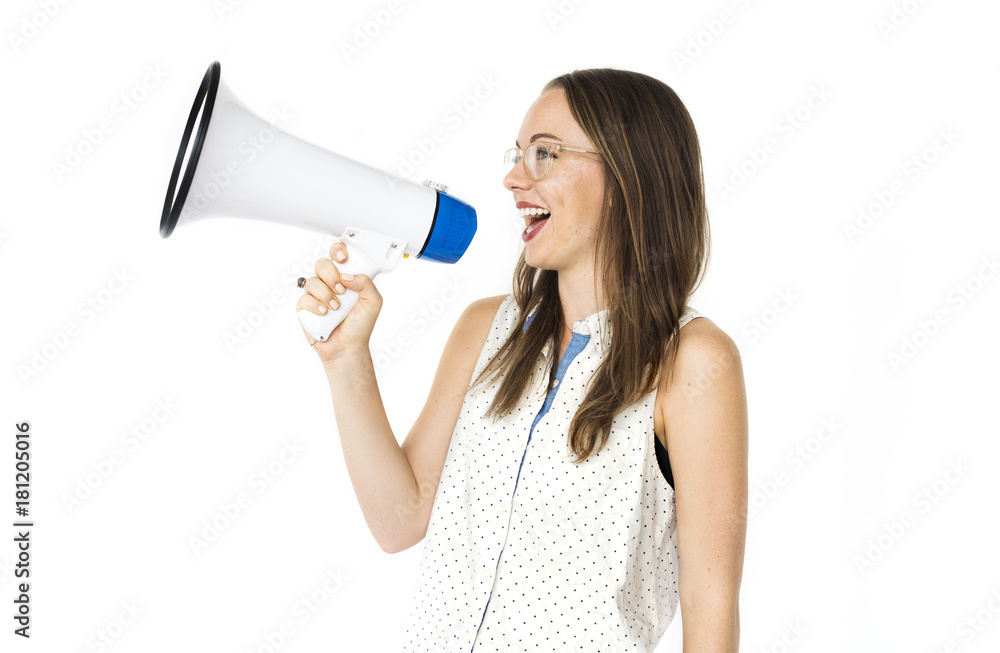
top-left (504, 141), bottom-right (602, 181)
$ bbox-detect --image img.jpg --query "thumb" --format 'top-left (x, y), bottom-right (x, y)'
top-left (341, 272), bottom-right (373, 297)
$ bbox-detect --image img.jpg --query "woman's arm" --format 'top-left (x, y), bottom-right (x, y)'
top-left (300, 241), bottom-right (507, 555)
top-left (658, 318), bottom-right (748, 653)
top-left (322, 294), bottom-right (506, 554)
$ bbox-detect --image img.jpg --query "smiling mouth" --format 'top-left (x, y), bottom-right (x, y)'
top-left (519, 207), bottom-right (551, 221)
top-left (522, 213), bottom-right (549, 241)
top-left (518, 207), bottom-right (550, 241)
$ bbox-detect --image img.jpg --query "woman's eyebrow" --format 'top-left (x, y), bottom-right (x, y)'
top-left (515, 133), bottom-right (562, 148)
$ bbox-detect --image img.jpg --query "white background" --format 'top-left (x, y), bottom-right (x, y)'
top-left (2, 0), bottom-right (999, 651)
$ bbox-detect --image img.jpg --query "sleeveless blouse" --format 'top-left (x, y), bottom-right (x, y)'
top-left (401, 294), bottom-right (705, 652)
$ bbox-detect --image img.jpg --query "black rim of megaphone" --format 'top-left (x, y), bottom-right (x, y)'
top-left (159, 61), bottom-right (222, 238)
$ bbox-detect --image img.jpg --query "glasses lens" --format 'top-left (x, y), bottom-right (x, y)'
top-left (505, 144), bottom-right (552, 179)
top-left (504, 148), bottom-right (520, 174)
top-left (526, 143), bottom-right (550, 180)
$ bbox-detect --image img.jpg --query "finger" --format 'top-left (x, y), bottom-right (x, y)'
top-left (329, 241), bottom-right (348, 264)
top-left (303, 276), bottom-right (340, 311)
top-left (295, 290), bottom-right (331, 315)
top-left (314, 257), bottom-right (344, 290)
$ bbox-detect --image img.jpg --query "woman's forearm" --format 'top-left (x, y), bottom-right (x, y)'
top-left (681, 599), bottom-right (740, 653)
top-left (322, 347), bottom-right (420, 553)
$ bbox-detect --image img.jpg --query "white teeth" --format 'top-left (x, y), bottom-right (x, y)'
top-left (518, 207), bottom-right (551, 217)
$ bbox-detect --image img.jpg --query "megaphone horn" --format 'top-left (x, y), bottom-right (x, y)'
top-left (160, 61), bottom-right (477, 343)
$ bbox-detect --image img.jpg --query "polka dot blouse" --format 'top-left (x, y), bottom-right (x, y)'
top-left (401, 293), bottom-right (705, 652)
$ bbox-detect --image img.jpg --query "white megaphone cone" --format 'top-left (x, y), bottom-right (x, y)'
top-left (160, 61), bottom-right (477, 343)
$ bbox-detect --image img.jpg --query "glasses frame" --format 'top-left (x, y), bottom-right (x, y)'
top-left (504, 141), bottom-right (602, 181)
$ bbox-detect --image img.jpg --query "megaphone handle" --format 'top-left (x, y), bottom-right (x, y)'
top-left (297, 239), bottom-right (383, 343)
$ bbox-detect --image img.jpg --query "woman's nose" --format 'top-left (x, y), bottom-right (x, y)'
top-left (504, 162), bottom-right (532, 192)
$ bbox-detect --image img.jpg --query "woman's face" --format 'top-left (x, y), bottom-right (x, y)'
top-left (503, 88), bottom-right (605, 275)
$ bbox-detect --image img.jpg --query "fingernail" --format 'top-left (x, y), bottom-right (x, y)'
top-left (318, 305), bottom-right (327, 313)
top-left (336, 251), bottom-right (347, 262)
top-left (334, 283), bottom-right (345, 294)
top-left (341, 273), bottom-right (354, 281)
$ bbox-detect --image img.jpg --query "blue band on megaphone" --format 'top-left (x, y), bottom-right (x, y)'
top-left (418, 192), bottom-right (477, 264)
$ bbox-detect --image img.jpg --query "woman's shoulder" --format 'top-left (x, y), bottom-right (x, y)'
top-left (465, 293), bottom-right (512, 320)
top-left (456, 294), bottom-right (514, 335)
top-left (476, 293), bottom-right (513, 311)
top-left (676, 310), bottom-right (737, 360)
top-left (661, 310), bottom-right (742, 396)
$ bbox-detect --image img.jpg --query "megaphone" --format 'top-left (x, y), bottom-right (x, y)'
top-left (160, 61), bottom-right (477, 343)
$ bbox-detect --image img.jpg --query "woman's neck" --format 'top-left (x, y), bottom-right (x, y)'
top-left (555, 264), bottom-right (606, 326)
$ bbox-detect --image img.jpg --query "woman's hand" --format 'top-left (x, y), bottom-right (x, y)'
top-left (296, 241), bottom-right (383, 363)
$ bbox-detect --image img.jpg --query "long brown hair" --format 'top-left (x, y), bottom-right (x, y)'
top-left (471, 68), bottom-right (711, 463)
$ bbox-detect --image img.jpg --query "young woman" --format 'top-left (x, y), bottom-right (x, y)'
top-left (297, 68), bottom-right (748, 652)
